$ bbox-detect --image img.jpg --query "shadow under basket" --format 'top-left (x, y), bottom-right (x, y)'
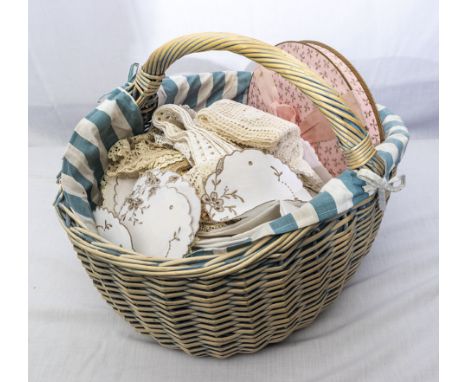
top-left (55, 32), bottom-right (407, 358)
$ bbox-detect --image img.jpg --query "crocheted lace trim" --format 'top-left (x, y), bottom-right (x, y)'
top-left (196, 100), bottom-right (324, 192)
top-left (106, 131), bottom-right (190, 178)
top-left (151, 104), bottom-right (239, 167)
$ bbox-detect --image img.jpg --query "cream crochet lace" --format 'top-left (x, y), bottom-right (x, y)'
top-left (182, 159), bottom-right (218, 198)
top-left (101, 101), bottom-right (325, 231)
top-left (196, 100), bottom-right (323, 191)
top-left (151, 104), bottom-right (238, 167)
top-left (197, 99), bottom-right (296, 150)
top-left (106, 132), bottom-right (190, 178)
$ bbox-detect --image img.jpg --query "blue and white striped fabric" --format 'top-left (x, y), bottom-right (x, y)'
top-left (190, 103), bottom-right (409, 255)
top-left (57, 69), bottom-right (409, 257)
top-left (157, 71), bottom-right (252, 111)
top-left (259, 103), bottom-right (409, 236)
top-left (375, 104), bottom-right (410, 177)
top-left (58, 71), bottom-right (252, 230)
top-left (60, 87), bottom-right (144, 229)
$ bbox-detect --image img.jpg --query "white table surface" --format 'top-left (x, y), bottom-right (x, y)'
top-left (29, 138), bottom-right (438, 382)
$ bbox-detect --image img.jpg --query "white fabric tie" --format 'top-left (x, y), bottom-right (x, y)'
top-left (356, 168), bottom-right (406, 211)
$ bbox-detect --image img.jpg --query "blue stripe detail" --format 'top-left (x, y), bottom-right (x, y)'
top-left (310, 192), bottom-right (338, 221)
top-left (187, 248), bottom-right (215, 257)
top-left (63, 192), bottom-right (93, 219)
top-left (226, 238), bottom-right (252, 252)
top-left (160, 77), bottom-right (179, 105)
top-left (53, 191), bottom-right (64, 207)
top-left (69, 132), bottom-right (104, 184)
top-left (62, 158), bottom-right (96, 208)
top-left (63, 212), bottom-right (72, 227)
top-left (378, 107), bottom-right (393, 123)
top-left (108, 88), bottom-right (144, 135)
top-left (181, 262), bottom-right (205, 269)
top-left (338, 170), bottom-right (369, 205)
top-left (385, 127), bottom-right (410, 139)
top-left (382, 120), bottom-right (405, 131)
top-left (127, 63), bottom-right (139, 82)
top-left (233, 71), bottom-right (252, 103)
top-left (269, 213), bottom-right (299, 234)
top-left (85, 109), bottom-right (118, 150)
top-left (206, 72), bottom-right (225, 105)
top-left (377, 150), bottom-right (394, 177)
top-left (224, 254), bottom-right (244, 264)
top-left (107, 88), bottom-right (121, 99)
top-left (184, 74), bottom-right (202, 109)
top-left (386, 137), bottom-right (404, 155)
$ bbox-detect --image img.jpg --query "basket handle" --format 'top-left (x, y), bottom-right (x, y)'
top-left (128, 32), bottom-right (384, 174)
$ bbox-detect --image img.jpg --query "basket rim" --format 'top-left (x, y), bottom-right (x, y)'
top-left (55, 189), bottom-right (381, 278)
top-left (55, 85), bottom-right (408, 276)
top-left (55, 93), bottom-right (407, 277)
top-left (251, 39), bottom-right (385, 143)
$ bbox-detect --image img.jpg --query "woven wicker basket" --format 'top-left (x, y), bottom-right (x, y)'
top-left (55, 33), bottom-right (401, 358)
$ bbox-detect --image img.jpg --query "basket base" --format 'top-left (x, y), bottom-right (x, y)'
top-left (71, 194), bottom-right (383, 358)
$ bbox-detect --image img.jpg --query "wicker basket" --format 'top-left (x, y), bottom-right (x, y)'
top-left (55, 33), bottom-right (406, 358)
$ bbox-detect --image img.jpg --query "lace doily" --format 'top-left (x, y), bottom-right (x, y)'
top-left (196, 100), bottom-right (324, 192)
top-left (106, 132), bottom-right (190, 178)
top-left (151, 104), bottom-right (238, 167)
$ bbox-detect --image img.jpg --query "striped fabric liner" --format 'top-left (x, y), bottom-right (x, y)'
top-left (157, 71), bottom-right (252, 110)
top-left (190, 103), bottom-right (409, 255)
top-left (57, 69), bottom-right (409, 259)
top-left (58, 71), bottom-right (252, 230)
top-left (60, 87), bottom-right (144, 229)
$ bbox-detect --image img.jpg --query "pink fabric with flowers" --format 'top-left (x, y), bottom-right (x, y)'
top-left (247, 41), bottom-right (381, 176)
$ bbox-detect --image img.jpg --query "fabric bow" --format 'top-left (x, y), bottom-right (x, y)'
top-left (356, 168), bottom-right (406, 211)
top-left (253, 66), bottom-right (366, 143)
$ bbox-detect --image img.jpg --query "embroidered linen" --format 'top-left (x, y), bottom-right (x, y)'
top-left (119, 170), bottom-right (201, 259)
top-left (58, 71), bottom-right (251, 230)
top-left (100, 176), bottom-right (136, 214)
top-left (56, 67), bottom-right (408, 262)
top-left (191, 104), bottom-right (409, 253)
top-left (196, 99), bottom-right (323, 191)
top-left (194, 199), bottom-right (304, 248)
top-left (93, 207), bottom-right (133, 250)
top-left (202, 149), bottom-right (312, 222)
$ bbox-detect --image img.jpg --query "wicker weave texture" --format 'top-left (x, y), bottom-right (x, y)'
top-left (56, 33), bottom-right (391, 358)
top-left (59, 195), bottom-right (383, 358)
top-left (129, 32), bottom-right (385, 174)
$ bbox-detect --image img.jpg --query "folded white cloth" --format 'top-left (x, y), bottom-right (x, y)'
top-left (151, 104), bottom-right (238, 167)
top-left (194, 199), bottom-right (307, 248)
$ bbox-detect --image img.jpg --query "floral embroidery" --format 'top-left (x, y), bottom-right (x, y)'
top-left (201, 172), bottom-right (245, 217)
top-left (94, 207), bottom-right (134, 250)
top-left (144, 171), bottom-right (160, 186)
top-left (96, 219), bottom-right (112, 231)
top-left (140, 171), bottom-right (163, 198)
top-left (270, 165), bottom-right (301, 201)
top-left (165, 227), bottom-right (182, 258)
top-left (121, 195), bottom-right (149, 225)
top-left (203, 150), bottom-right (312, 222)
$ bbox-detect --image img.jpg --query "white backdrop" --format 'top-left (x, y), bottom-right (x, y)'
top-left (29, 0), bottom-right (438, 145)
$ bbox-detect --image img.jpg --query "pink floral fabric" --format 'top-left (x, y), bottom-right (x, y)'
top-left (247, 41), bottom-right (381, 176)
